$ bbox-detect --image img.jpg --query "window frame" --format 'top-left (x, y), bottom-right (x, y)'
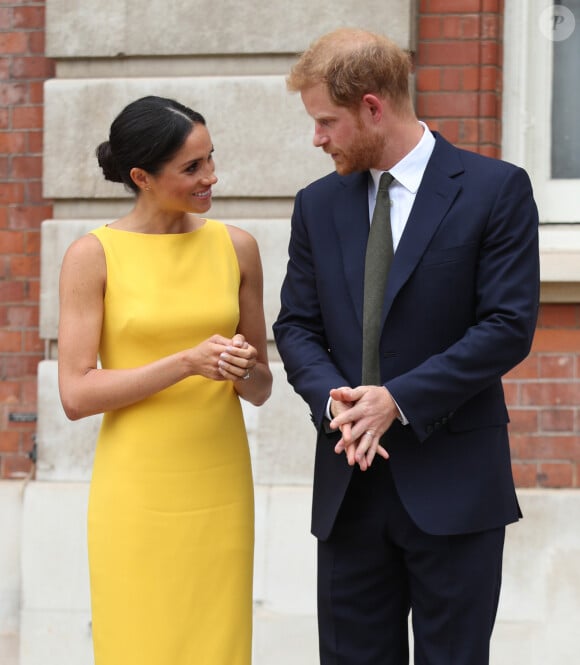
top-left (503, 0), bottom-right (580, 223)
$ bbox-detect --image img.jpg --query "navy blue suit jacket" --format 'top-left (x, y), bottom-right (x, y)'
top-left (273, 133), bottom-right (540, 541)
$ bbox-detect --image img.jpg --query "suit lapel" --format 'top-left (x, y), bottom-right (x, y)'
top-left (381, 135), bottom-right (464, 325)
top-left (329, 135), bottom-right (465, 331)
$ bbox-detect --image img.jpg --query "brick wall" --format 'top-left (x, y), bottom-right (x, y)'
top-left (506, 306), bottom-right (580, 488)
top-left (0, 0), bottom-right (53, 479)
top-left (416, 0), bottom-right (580, 489)
top-left (415, 0), bottom-right (504, 157)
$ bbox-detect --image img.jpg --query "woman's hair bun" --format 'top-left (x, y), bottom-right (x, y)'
top-left (95, 141), bottom-right (124, 183)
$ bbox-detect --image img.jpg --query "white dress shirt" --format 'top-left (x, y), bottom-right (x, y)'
top-left (368, 121), bottom-right (435, 247)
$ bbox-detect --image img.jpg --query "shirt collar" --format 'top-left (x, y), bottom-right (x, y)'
top-left (369, 121), bottom-right (435, 194)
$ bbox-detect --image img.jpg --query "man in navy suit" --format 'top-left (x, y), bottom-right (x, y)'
top-left (273, 28), bottom-right (539, 665)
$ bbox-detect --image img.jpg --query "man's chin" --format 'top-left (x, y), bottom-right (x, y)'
top-left (334, 162), bottom-right (353, 176)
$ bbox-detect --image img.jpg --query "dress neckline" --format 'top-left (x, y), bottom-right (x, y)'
top-left (103, 218), bottom-right (210, 237)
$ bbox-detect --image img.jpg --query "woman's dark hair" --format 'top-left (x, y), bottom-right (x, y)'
top-left (96, 96), bottom-right (206, 194)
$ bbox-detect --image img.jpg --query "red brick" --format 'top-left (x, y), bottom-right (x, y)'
top-left (23, 329), bottom-right (42, 352)
top-left (12, 155), bottom-right (42, 178)
top-left (26, 278), bottom-right (39, 302)
top-left (0, 381), bottom-right (19, 404)
top-left (417, 92), bottom-right (478, 117)
top-left (0, 32), bottom-right (28, 55)
top-left (521, 382), bottom-right (580, 408)
top-left (438, 119), bottom-right (460, 142)
top-left (420, 41), bottom-right (481, 66)
top-left (0, 280), bottom-right (25, 302)
top-left (537, 304), bottom-right (580, 328)
top-left (0, 8), bottom-right (12, 29)
top-left (480, 41), bottom-right (500, 65)
top-left (12, 105), bottom-right (43, 129)
top-left (1, 353), bottom-right (41, 378)
top-left (428, 0), bottom-right (482, 11)
top-left (7, 305), bottom-right (37, 327)
top-left (0, 81), bottom-right (27, 105)
top-left (8, 205), bottom-right (52, 229)
top-left (24, 229), bottom-right (40, 253)
top-left (12, 6), bottom-right (44, 30)
top-left (0, 156), bottom-right (9, 178)
top-left (11, 56), bottom-right (53, 79)
top-left (0, 56), bottom-right (10, 79)
top-left (28, 80), bottom-right (44, 104)
top-left (539, 354), bottom-right (574, 379)
top-left (442, 16), bottom-right (463, 39)
top-left (459, 66), bottom-right (479, 91)
top-left (508, 408), bottom-right (539, 433)
top-left (502, 380), bottom-right (519, 406)
top-left (508, 433), bottom-right (529, 458)
top-left (479, 118), bottom-right (499, 143)
top-left (540, 408), bottom-right (575, 433)
top-left (461, 16), bottom-right (481, 39)
top-left (532, 329), bottom-right (580, 353)
top-left (0, 130), bottom-right (27, 152)
top-left (511, 461), bottom-right (537, 488)
top-left (2, 453), bottom-right (34, 479)
top-left (0, 229), bottom-right (24, 253)
top-left (512, 434), bottom-right (580, 461)
top-left (20, 377), bottom-right (37, 404)
top-left (480, 66), bottom-right (500, 91)
top-left (25, 180), bottom-right (44, 204)
top-left (27, 129), bottom-right (43, 152)
top-left (538, 463), bottom-right (573, 488)
top-left (417, 68), bottom-right (442, 91)
top-left (0, 181), bottom-right (27, 204)
top-left (479, 91), bottom-right (498, 116)
top-left (9, 254), bottom-right (39, 278)
top-left (441, 67), bottom-right (461, 90)
top-left (458, 118), bottom-right (479, 143)
top-left (0, 109), bottom-right (9, 129)
top-left (419, 15), bottom-right (442, 39)
top-left (27, 31), bottom-right (45, 55)
top-left (482, 0), bottom-right (501, 11)
top-left (481, 14), bottom-right (500, 39)
top-left (0, 329), bottom-right (21, 352)
top-left (0, 431), bottom-right (20, 452)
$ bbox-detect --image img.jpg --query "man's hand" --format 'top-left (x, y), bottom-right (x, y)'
top-left (329, 385), bottom-right (399, 471)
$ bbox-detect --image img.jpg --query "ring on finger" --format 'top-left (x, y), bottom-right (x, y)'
top-left (242, 370), bottom-right (251, 380)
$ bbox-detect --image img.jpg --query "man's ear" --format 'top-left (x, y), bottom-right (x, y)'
top-left (361, 94), bottom-right (383, 123)
top-left (129, 167), bottom-right (151, 192)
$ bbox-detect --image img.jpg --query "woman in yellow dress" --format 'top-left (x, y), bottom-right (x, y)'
top-left (57, 96), bottom-right (272, 665)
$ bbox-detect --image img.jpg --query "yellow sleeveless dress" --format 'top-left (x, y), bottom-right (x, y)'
top-left (87, 221), bottom-right (254, 665)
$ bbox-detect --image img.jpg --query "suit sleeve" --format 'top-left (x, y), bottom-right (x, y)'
top-left (273, 189), bottom-right (349, 429)
top-left (386, 166), bottom-right (540, 442)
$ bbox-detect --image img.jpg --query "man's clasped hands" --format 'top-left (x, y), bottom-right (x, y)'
top-left (329, 384), bottom-right (401, 471)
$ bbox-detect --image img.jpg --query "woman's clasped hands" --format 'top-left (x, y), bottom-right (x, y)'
top-left (216, 333), bottom-right (257, 382)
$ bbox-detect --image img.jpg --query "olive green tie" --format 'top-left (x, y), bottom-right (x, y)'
top-left (362, 172), bottom-right (394, 385)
